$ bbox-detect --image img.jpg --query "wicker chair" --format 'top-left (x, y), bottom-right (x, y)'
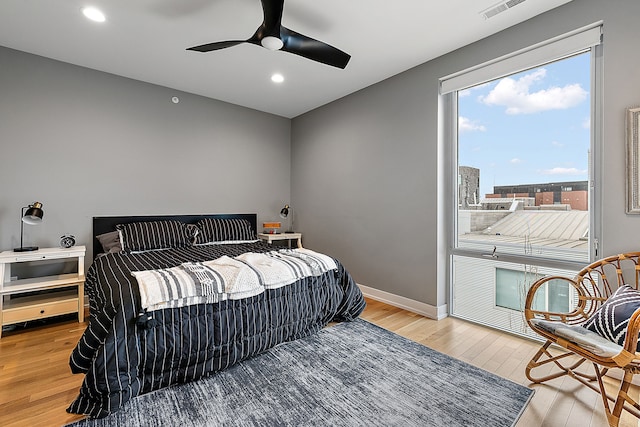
top-left (524, 252), bottom-right (640, 427)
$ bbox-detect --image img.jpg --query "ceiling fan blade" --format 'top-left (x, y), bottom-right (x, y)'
top-left (280, 26), bottom-right (350, 69)
top-left (186, 40), bottom-right (245, 52)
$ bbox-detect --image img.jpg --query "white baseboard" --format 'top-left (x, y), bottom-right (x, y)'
top-left (357, 284), bottom-right (448, 320)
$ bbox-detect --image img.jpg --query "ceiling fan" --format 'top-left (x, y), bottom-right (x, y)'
top-left (186, 0), bottom-right (351, 69)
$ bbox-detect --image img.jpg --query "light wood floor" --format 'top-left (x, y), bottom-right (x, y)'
top-left (1, 298), bottom-right (639, 426)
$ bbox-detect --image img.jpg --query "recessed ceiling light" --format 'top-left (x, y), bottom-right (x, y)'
top-left (82, 7), bottom-right (106, 23)
top-left (271, 74), bottom-right (284, 83)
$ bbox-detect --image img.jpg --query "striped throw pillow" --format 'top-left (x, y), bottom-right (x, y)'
top-left (583, 285), bottom-right (640, 351)
top-left (196, 218), bottom-right (255, 243)
top-left (117, 220), bottom-right (194, 252)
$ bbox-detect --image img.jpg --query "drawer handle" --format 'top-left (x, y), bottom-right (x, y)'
top-left (40, 310), bottom-right (45, 314)
top-left (15, 256), bottom-right (47, 262)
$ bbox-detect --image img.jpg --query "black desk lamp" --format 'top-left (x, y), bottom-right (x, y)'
top-left (280, 204), bottom-right (294, 233)
top-left (14, 202), bottom-right (44, 252)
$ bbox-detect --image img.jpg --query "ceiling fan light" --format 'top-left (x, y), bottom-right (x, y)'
top-left (261, 36), bottom-right (283, 51)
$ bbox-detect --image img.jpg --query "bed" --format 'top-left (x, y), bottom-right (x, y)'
top-left (67, 214), bottom-right (366, 419)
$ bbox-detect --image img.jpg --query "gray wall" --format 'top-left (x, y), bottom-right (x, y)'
top-left (0, 47), bottom-right (291, 262)
top-left (291, 0), bottom-right (640, 307)
top-left (291, 65), bottom-right (436, 304)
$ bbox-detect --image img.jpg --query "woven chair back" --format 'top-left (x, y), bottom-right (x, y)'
top-left (570, 252), bottom-right (640, 325)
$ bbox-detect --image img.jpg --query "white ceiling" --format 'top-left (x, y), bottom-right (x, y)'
top-left (0, 0), bottom-right (572, 118)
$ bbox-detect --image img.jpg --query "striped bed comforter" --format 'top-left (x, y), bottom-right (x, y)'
top-left (67, 241), bottom-right (365, 419)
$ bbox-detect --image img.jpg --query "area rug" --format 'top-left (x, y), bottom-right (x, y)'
top-left (68, 318), bottom-right (533, 427)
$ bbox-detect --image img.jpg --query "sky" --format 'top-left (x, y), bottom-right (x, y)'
top-left (458, 52), bottom-right (591, 198)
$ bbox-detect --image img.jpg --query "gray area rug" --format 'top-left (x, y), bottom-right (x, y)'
top-left (68, 318), bottom-right (533, 427)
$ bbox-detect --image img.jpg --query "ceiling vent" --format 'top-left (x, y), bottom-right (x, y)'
top-left (481, 0), bottom-right (527, 19)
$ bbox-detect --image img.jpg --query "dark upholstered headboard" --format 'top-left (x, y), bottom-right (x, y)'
top-left (92, 213), bottom-right (257, 258)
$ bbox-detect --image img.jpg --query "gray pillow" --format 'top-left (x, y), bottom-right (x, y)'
top-left (96, 231), bottom-right (122, 253)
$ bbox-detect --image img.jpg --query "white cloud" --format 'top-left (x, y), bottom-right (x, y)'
top-left (459, 116), bottom-right (486, 133)
top-left (540, 167), bottom-right (587, 175)
top-left (479, 68), bottom-right (587, 114)
top-left (510, 158), bottom-right (522, 164)
top-left (551, 141), bottom-right (564, 148)
top-left (582, 117), bottom-right (591, 130)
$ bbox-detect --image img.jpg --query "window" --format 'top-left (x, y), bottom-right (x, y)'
top-left (443, 24), bottom-right (602, 337)
top-left (496, 268), bottom-right (571, 313)
top-left (456, 52), bottom-right (591, 263)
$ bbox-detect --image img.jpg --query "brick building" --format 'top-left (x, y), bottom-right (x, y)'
top-left (486, 181), bottom-right (588, 211)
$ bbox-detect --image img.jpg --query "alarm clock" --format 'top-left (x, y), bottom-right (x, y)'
top-left (60, 234), bottom-right (76, 248)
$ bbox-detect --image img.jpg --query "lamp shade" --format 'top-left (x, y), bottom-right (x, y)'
top-left (22, 202), bottom-right (44, 225)
top-left (280, 204), bottom-right (290, 218)
top-left (14, 202), bottom-right (44, 252)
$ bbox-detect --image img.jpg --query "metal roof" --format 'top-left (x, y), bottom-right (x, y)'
top-left (460, 210), bottom-right (589, 252)
top-left (481, 210), bottom-right (588, 241)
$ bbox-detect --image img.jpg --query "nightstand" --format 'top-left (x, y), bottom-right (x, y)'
top-left (0, 245), bottom-right (86, 337)
top-left (258, 232), bottom-right (302, 249)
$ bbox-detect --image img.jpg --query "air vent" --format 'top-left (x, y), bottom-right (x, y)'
top-left (481, 0), bottom-right (527, 19)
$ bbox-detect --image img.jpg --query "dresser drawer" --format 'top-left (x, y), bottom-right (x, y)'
top-left (2, 290), bottom-right (79, 325)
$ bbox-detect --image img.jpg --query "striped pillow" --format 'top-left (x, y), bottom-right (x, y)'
top-left (196, 218), bottom-right (255, 243)
top-left (583, 285), bottom-right (640, 351)
top-left (117, 220), bottom-right (194, 252)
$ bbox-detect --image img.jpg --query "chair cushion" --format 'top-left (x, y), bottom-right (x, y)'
top-left (530, 318), bottom-right (623, 358)
top-left (583, 284), bottom-right (640, 351)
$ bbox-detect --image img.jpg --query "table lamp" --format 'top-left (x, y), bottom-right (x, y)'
top-left (280, 204), bottom-right (294, 233)
top-left (14, 201), bottom-right (44, 252)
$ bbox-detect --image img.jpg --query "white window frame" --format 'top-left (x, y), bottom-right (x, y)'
top-left (440, 23), bottom-right (604, 334)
